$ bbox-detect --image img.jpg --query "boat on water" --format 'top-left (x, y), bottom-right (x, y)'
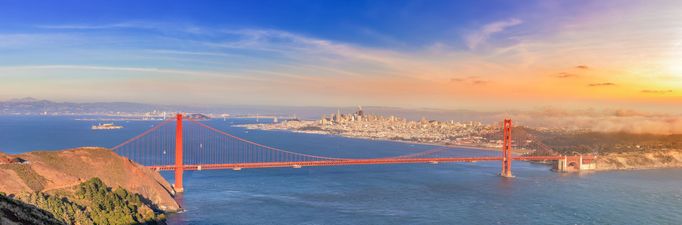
top-left (91, 123), bottom-right (123, 130)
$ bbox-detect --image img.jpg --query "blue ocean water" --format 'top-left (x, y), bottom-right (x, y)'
top-left (1, 116), bottom-right (681, 225)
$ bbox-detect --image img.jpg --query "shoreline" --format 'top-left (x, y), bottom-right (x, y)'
top-left (592, 165), bottom-right (682, 171)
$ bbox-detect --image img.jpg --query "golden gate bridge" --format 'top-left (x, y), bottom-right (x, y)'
top-left (112, 114), bottom-right (593, 192)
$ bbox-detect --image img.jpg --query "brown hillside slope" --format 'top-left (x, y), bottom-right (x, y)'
top-left (0, 147), bottom-right (180, 212)
top-left (594, 150), bottom-right (682, 170)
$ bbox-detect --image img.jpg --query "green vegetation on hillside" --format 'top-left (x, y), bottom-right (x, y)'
top-left (17, 178), bottom-right (165, 225)
top-left (0, 192), bottom-right (66, 225)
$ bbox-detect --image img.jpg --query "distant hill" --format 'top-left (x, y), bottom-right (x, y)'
top-left (0, 97), bottom-right (504, 122)
top-left (0, 97), bottom-right (182, 115)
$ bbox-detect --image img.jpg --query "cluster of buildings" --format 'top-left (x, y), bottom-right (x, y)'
top-left (243, 107), bottom-right (502, 148)
top-left (319, 106), bottom-right (375, 124)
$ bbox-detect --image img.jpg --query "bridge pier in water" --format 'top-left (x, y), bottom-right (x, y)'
top-left (556, 155), bottom-right (597, 172)
top-left (500, 119), bottom-right (514, 178)
top-left (174, 113), bottom-right (184, 193)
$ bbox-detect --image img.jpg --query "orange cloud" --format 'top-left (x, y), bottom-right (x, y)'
top-left (641, 89), bottom-right (673, 94)
top-left (554, 72), bottom-right (578, 78)
top-left (588, 82), bottom-right (616, 87)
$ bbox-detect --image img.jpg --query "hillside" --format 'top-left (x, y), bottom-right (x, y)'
top-left (0, 193), bottom-right (66, 225)
top-left (594, 150), bottom-right (682, 170)
top-left (486, 126), bottom-right (682, 156)
top-left (0, 147), bottom-right (180, 212)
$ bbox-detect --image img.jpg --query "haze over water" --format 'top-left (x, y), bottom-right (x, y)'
top-left (1, 116), bottom-right (681, 225)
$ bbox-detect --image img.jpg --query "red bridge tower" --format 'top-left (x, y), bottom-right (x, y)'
top-left (174, 114), bottom-right (184, 192)
top-left (500, 119), bottom-right (513, 177)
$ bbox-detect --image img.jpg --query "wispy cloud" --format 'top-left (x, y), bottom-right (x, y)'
top-left (641, 89), bottom-right (673, 94)
top-left (36, 21), bottom-right (206, 34)
top-left (450, 76), bottom-right (491, 85)
top-left (575, 65), bottom-right (589, 70)
top-left (37, 24), bottom-right (130, 30)
top-left (2, 11), bottom-right (680, 109)
top-left (0, 33), bottom-right (79, 48)
top-left (465, 18), bottom-right (522, 49)
top-left (210, 29), bottom-right (403, 66)
top-left (588, 82), bottom-right (616, 87)
top-left (0, 64), bottom-right (270, 81)
top-left (554, 72), bottom-right (578, 78)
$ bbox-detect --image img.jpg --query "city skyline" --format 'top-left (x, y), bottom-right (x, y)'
top-left (0, 1), bottom-right (681, 112)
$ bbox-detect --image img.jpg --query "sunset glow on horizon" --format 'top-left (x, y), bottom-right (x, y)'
top-left (0, 0), bottom-right (681, 112)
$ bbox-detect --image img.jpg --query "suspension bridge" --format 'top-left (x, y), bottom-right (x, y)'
top-left (112, 114), bottom-right (594, 192)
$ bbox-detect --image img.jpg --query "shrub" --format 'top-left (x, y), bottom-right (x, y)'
top-left (19, 177), bottom-right (164, 225)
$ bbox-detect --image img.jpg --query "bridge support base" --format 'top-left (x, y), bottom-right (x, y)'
top-left (174, 168), bottom-right (184, 193)
top-left (499, 171), bottom-right (514, 178)
top-left (173, 186), bottom-right (184, 193)
top-left (555, 155), bottom-right (597, 172)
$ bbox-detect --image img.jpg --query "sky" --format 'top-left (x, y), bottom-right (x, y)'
top-left (0, 0), bottom-right (681, 112)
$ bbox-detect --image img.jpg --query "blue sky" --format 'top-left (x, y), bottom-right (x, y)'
top-left (0, 0), bottom-right (680, 111)
top-left (0, 0), bottom-right (530, 49)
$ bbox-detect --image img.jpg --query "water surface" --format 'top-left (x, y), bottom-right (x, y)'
top-left (1, 116), bottom-right (680, 225)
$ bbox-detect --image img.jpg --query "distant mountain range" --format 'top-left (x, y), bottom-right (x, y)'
top-left (0, 97), bottom-right (502, 122)
top-left (0, 97), bottom-right (183, 115)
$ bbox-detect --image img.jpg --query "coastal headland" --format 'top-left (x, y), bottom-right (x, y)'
top-left (0, 147), bottom-right (181, 224)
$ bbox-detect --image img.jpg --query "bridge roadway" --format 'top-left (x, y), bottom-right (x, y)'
top-left (148, 155), bottom-right (573, 171)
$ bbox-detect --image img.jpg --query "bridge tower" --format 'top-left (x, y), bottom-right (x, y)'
top-left (500, 119), bottom-right (513, 177)
top-left (174, 113), bottom-right (184, 193)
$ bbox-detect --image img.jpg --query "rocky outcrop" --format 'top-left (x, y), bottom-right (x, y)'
top-left (0, 147), bottom-right (180, 212)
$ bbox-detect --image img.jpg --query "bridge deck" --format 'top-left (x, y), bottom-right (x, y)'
top-left (147, 156), bottom-right (574, 171)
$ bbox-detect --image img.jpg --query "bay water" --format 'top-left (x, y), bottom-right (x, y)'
top-left (1, 116), bottom-right (680, 225)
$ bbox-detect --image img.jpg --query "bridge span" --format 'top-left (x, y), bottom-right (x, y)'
top-left (112, 114), bottom-right (595, 192)
top-left (149, 156), bottom-right (586, 171)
